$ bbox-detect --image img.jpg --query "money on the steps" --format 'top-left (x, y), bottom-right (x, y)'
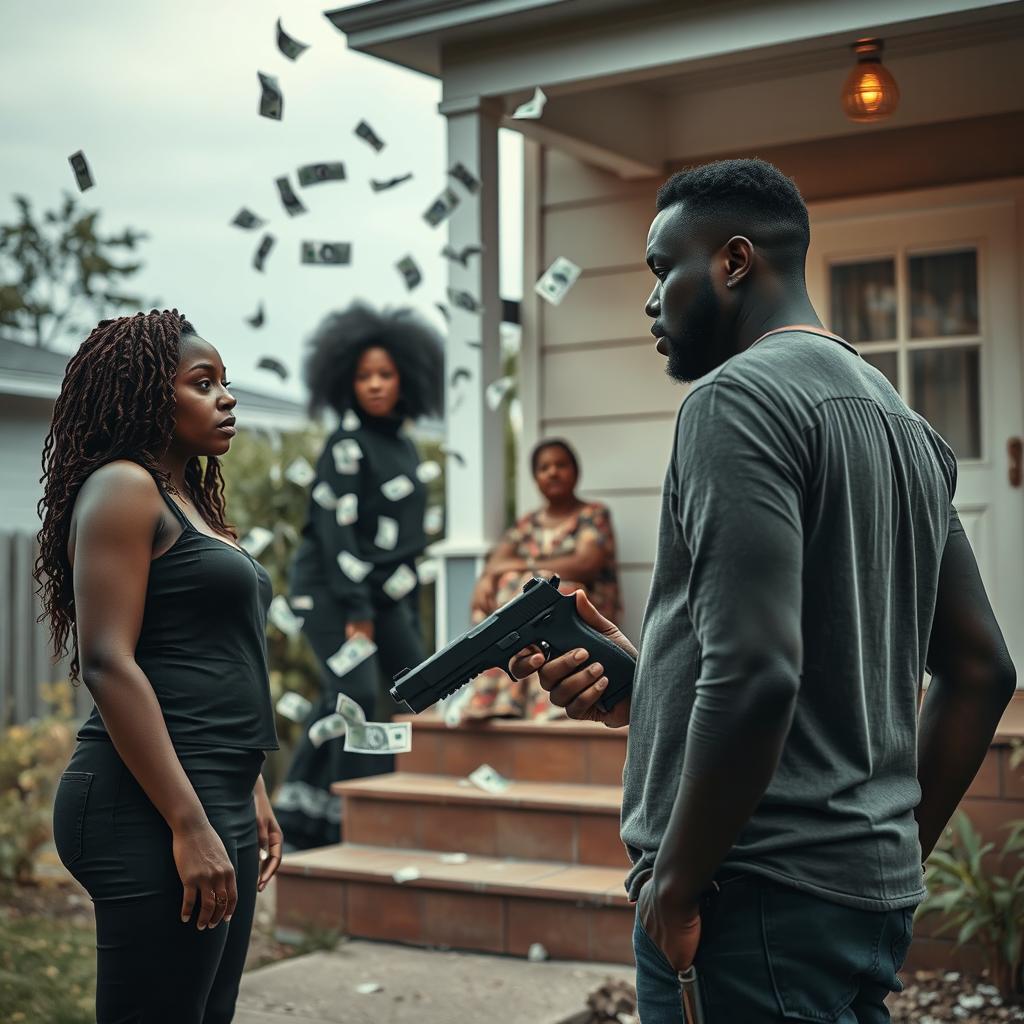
top-left (301, 241), bottom-right (351, 265)
top-left (308, 712), bottom-right (347, 749)
top-left (258, 72), bottom-right (283, 120)
top-left (424, 506), bottom-right (444, 535)
top-left (448, 161), bottom-right (480, 194)
top-left (253, 233), bottom-right (275, 272)
top-left (382, 564), bottom-right (417, 601)
top-left (534, 256), bottom-right (582, 306)
top-left (284, 456), bottom-right (316, 487)
top-left (326, 633), bottom-right (377, 677)
top-left (275, 176), bottom-right (306, 216)
top-left (68, 150), bottom-right (94, 192)
top-left (392, 866), bottom-right (421, 884)
top-left (423, 187), bottom-right (460, 228)
top-left (246, 303), bottom-right (265, 328)
top-left (268, 594), bottom-right (305, 636)
top-left (416, 559), bottom-right (439, 585)
top-left (312, 480), bottom-right (338, 509)
top-left (298, 161), bottom-right (346, 187)
top-left (468, 763), bottom-right (511, 794)
top-left (396, 255), bottom-right (421, 291)
top-left (276, 18), bottom-right (309, 60)
top-left (447, 288), bottom-right (481, 314)
top-left (354, 120), bottom-right (385, 152)
top-left (336, 492), bottom-right (358, 527)
top-left (374, 516), bottom-right (399, 550)
top-left (343, 720), bottom-right (412, 755)
top-left (441, 243), bottom-right (482, 267)
top-left (276, 691), bottom-right (312, 723)
top-left (337, 550), bottom-right (373, 583)
top-left (415, 461), bottom-right (441, 484)
top-left (485, 375), bottom-right (515, 411)
top-left (370, 173), bottom-right (412, 192)
top-left (257, 356), bottom-right (288, 380)
top-left (232, 208), bottom-right (264, 230)
top-left (512, 86), bottom-right (547, 120)
top-left (439, 852), bottom-right (469, 865)
top-left (240, 526), bottom-right (274, 557)
top-left (335, 692), bottom-right (366, 724)
top-left (381, 475), bottom-right (414, 501)
top-left (341, 409), bottom-right (361, 431)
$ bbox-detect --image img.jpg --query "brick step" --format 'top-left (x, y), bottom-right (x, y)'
top-left (334, 772), bottom-right (627, 868)
top-left (276, 843), bottom-right (634, 964)
top-left (395, 714), bottom-right (627, 786)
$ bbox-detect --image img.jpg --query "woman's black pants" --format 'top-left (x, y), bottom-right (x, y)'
top-left (53, 740), bottom-right (263, 1024)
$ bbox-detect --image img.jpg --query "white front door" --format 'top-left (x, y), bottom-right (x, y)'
top-left (807, 184), bottom-right (1024, 678)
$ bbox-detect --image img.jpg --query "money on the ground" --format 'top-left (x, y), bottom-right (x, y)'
top-left (344, 721), bottom-right (412, 754)
top-left (246, 303), bottom-right (265, 328)
top-left (423, 187), bottom-right (460, 228)
top-left (416, 461), bottom-right (441, 484)
top-left (308, 712), bottom-right (348, 749)
top-left (240, 526), bottom-right (274, 557)
top-left (371, 173), bottom-right (413, 192)
top-left (326, 633), bottom-right (377, 677)
top-left (375, 516), bottom-right (399, 550)
top-left (512, 86), bottom-right (547, 120)
top-left (284, 456), bottom-right (316, 487)
top-left (276, 691), bottom-right (312, 723)
top-left (396, 255), bottom-right (421, 291)
top-left (382, 564), bottom-right (417, 601)
top-left (258, 72), bottom-right (283, 120)
top-left (447, 288), bottom-right (482, 314)
top-left (355, 983), bottom-right (382, 995)
top-left (485, 375), bottom-right (515, 411)
top-left (336, 492), bottom-right (358, 526)
top-left (441, 243), bottom-right (482, 266)
top-left (268, 594), bottom-right (305, 636)
top-left (448, 161), bottom-right (480, 194)
top-left (424, 506), bottom-right (444, 535)
top-left (535, 256), bottom-right (582, 306)
top-left (342, 409), bottom-right (361, 431)
top-left (354, 120), bottom-right (385, 152)
top-left (276, 18), bottom-right (309, 60)
top-left (68, 150), bottom-right (94, 192)
top-left (253, 233), bottom-right (275, 272)
top-left (335, 692), bottom-right (366, 724)
top-left (257, 356), bottom-right (288, 379)
top-left (298, 162), bottom-right (346, 187)
top-left (392, 866), bottom-right (421, 884)
top-left (381, 475), bottom-right (414, 501)
top-left (416, 559), bottom-right (440, 585)
top-left (468, 763), bottom-right (511, 794)
top-left (231, 208), bottom-right (264, 229)
top-left (275, 176), bottom-right (306, 216)
top-left (337, 550), bottom-right (373, 583)
top-left (312, 480), bottom-right (338, 509)
top-left (302, 241), bottom-right (351, 265)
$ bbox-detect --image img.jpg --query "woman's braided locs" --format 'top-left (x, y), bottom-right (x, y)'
top-left (34, 309), bottom-right (234, 681)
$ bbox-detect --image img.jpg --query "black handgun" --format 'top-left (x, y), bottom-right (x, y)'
top-left (390, 575), bottom-right (635, 714)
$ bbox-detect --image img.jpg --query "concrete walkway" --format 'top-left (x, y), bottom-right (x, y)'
top-left (235, 941), bottom-right (634, 1024)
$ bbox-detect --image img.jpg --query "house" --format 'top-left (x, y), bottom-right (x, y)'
top-left (272, 0), bottom-right (1024, 973)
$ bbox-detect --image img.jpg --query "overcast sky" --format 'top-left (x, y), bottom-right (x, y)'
top-left (0, 0), bottom-right (523, 401)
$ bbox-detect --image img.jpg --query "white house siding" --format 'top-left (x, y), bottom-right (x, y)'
top-left (1, 395), bottom-right (51, 535)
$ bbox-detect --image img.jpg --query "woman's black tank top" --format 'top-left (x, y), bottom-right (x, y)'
top-left (77, 486), bottom-right (279, 751)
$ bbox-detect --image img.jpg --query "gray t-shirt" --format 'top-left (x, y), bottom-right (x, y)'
top-left (620, 330), bottom-right (957, 911)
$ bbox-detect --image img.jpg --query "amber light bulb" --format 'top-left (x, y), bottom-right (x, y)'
top-left (842, 38), bottom-right (900, 123)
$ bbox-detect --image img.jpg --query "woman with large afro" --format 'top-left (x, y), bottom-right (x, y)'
top-left (273, 302), bottom-right (445, 850)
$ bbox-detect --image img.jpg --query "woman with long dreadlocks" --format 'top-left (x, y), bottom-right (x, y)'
top-left (273, 302), bottom-right (444, 850)
top-left (40, 310), bottom-right (282, 1024)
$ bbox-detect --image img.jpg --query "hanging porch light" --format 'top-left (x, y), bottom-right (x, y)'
top-left (842, 38), bottom-right (900, 123)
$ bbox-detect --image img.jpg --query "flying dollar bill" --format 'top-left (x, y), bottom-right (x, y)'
top-left (268, 594), bottom-right (304, 636)
top-left (341, 409), bottom-right (361, 431)
top-left (534, 256), bottom-right (582, 306)
top-left (284, 456), bottom-right (316, 487)
top-left (240, 526), bottom-right (274, 557)
top-left (246, 303), bottom-right (265, 328)
top-left (370, 173), bottom-right (413, 192)
top-left (435, 302), bottom-right (450, 322)
top-left (326, 633), bottom-right (377, 678)
top-left (440, 443), bottom-right (466, 468)
top-left (337, 550), bottom-right (373, 583)
top-left (336, 492), bottom-right (358, 527)
top-left (468, 763), bottom-right (511, 794)
top-left (344, 721), bottom-right (411, 755)
top-left (308, 712), bottom-right (347, 749)
top-left (290, 595), bottom-right (315, 611)
top-left (441, 243), bottom-right (482, 267)
top-left (450, 367), bottom-right (471, 388)
top-left (448, 161), bottom-right (480, 194)
top-left (382, 564), bottom-right (417, 601)
top-left (257, 356), bottom-right (288, 379)
top-left (298, 162), bottom-right (346, 187)
top-left (423, 187), bottom-right (460, 228)
top-left (335, 692), bottom-right (366, 724)
top-left (275, 176), bottom-right (306, 216)
top-left (485, 375), bottom-right (515, 411)
top-left (381, 475), bottom-right (414, 501)
top-left (312, 480), bottom-right (338, 509)
top-left (512, 86), bottom-right (547, 120)
top-left (375, 516), bottom-right (399, 551)
top-left (447, 288), bottom-right (482, 314)
top-left (276, 691), bottom-right (312, 723)
top-left (354, 120), bottom-right (385, 152)
top-left (416, 559), bottom-right (440, 585)
top-left (68, 150), bottom-right (94, 192)
top-left (423, 506), bottom-right (444, 535)
top-left (301, 241), bottom-right (351, 265)
top-left (276, 17), bottom-right (309, 60)
top-left (258, 72), bottom-right (283, 120)
top-left (331, 440), bottom-right (360, 476)
top-left (253, 233), bottom-right (275, 272)
top-left (396, 255), bottom-right (421, 291)
top-left (415, 461), bottom-right (441, 484)
top-left (231, 208), bottom-right (264, 230)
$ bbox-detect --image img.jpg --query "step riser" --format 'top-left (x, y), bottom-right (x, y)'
top-left (276, 873), bottom-right (635, 964)
top-left (398, 729), bottom-right (625, 786)
top-left (344, 797), bottom-right (627, 868)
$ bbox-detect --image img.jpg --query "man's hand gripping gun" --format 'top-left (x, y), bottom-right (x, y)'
top-left (390, 576), bottom-right (635, 713)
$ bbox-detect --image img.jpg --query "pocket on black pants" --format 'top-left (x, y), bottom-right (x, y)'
top-left (53, 771), bottom-right (94, 868)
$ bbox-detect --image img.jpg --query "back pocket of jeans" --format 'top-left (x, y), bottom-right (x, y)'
top-left (53, 771), bottom-right (93, 868)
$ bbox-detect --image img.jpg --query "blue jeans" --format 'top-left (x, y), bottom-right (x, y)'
top-left (632, 873), bottom-right (915, 1023)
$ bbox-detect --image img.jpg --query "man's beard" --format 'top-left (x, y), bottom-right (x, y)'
top-left (663, 273), bottom-right (720, 384)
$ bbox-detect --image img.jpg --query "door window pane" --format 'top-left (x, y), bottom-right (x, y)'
top-left (862, 350), bottom-right (898, 390)
top-left (829, 259), bottom-right (896, 343)
top-left (909, 249), bottom-right (979, 338)
top-left (910, 346), bottom-right (981, 458)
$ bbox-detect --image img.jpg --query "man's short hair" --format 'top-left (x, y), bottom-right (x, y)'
top-left (656, 158), bottom-right (810, 273)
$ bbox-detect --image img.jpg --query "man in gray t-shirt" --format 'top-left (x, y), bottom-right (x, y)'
top-left (510, 159), bottom-right (1015, 1023)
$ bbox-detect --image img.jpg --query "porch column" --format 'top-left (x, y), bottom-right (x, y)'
top-left (432, 95), bottom-right (504, 645)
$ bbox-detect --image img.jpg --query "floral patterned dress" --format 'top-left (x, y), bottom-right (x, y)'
top-left (463, 501), bottom-right (622, 721)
